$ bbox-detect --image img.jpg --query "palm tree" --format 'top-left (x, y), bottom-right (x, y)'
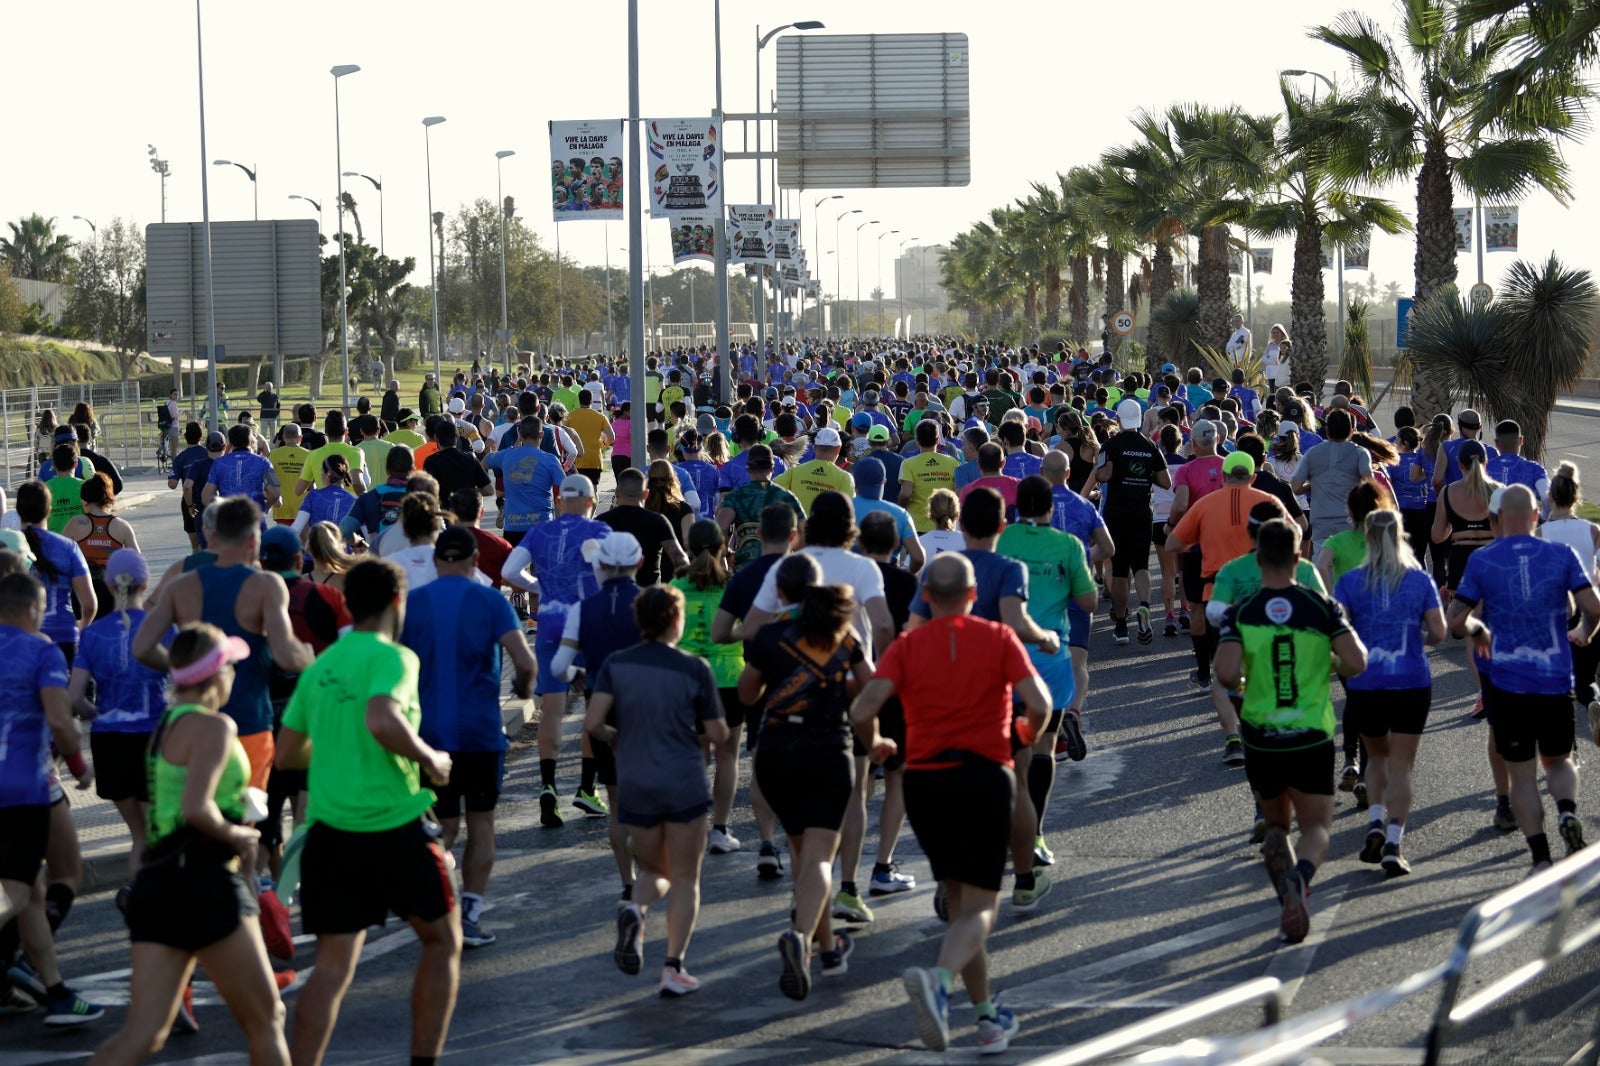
top-left (1022, 185), bottom-right (1068, 331)
top-left (941, 222), bottom-right (1021, 337)
top-left (1228, 83), bottom-right (1410, 398)
top-left (1039, 167), bottom-right (1103, 346)
top-left (1, 214), bottom-right (73, 282)
top-left (1310, 2), bottom-right (1586, 414)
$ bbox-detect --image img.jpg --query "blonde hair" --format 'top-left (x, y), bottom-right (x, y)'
top-left (1458, 450), bottom-right (1499, 508)
top-left (1551, 461), bottom-right (1581, 510)
top-left (1362, 509), bottom-right (1419, 593)
top-left (929, 488), bottom-right (960, 531)
top-left (306, 521), bottom-right (359, 574)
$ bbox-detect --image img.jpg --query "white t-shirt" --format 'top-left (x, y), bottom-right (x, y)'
top-left (751, 544), bottom-right (887, 657)
top-left (919, 529), bottom-right (966, 557)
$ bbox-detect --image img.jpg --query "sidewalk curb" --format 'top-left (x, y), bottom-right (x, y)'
top-left (81, 697), bottom-right (539, 894)
top-left (1555, 400), bottom-right (1600, 419)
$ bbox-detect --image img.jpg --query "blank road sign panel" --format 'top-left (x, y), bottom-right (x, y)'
top-left (775, 33), bottom-right (970, 189)
top-left (145, 220), bottom-right (322, 358)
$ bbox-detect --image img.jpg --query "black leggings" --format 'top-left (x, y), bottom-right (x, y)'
top-left (1402, 503), bottom-right (1447, 584)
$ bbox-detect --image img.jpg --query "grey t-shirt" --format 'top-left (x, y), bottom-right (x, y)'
top-left (1294, 440), bottom-right (1373, 525)
top-left (593, 642), bottom-right (721, 818)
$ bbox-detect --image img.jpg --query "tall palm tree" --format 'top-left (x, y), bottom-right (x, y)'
top-left (1022, 185), bottom-right (1068, 331)
top-left (1039, 167), bottom-right (1103, 346)
top-left (1227, 83), bottom-right (1411, 398)
top-left (1075, 165), bottom-right (1141, 357)
top-left (1, 214), bottom-right (73, 282)
top-left (1100, 114), bottom-right (1193, 364)
top-left (1310, 1), bottom-right (1586, 413)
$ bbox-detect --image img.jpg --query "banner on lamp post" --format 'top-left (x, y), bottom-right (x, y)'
top-left (1228, 248), bottom-right (1243, 275)
top-left (728, 205), bottom-right (775, 264)
top-left (1250, 249), bottom-right (1273, 274)
top-left (1453, 208), bottom-right (1474, 252)
top-left (549, 120), bottom-right (624, 221)
top-left (668, 213), bottom-right (716, 264)
top-left (1344, 232), bottom-right (1371, 271)
top-left (1485, 206), bottom-right (1518, 252)
top-left (773, 219), bottom-right (799, 264)
top-left (647, 118), bottom-right (722, 219)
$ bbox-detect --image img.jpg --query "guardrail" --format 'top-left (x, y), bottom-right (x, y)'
top-left (1028, 844), bottom-right (1600, 1066)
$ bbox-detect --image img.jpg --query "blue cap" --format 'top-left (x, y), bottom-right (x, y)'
top-left (1160, 363), bottom-right (1177, 375)
top-left (260, 525), bottom-right (303, 576)
top-left (851, 413), bottom-right (873, 432)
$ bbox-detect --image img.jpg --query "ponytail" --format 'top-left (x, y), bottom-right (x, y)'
top-left (1362, 509), bottom-right (1418, 594)
top-left (1459, 453), bottom-right (1498, 508)
top-left (1552, 461), bottom-right (1581, 510)
top-left (796, 583), bottom-right (856, 650)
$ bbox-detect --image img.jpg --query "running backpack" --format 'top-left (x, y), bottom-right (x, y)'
top-left (375, 484), bottom-right (407, 534)
top-left (731, 484), bottom-right (785, 569)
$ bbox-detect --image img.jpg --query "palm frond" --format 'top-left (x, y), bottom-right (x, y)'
top-left (1454, 135), bottom-right (1574, 204)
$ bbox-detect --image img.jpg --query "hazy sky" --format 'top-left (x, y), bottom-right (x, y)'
top-left (10, 0), bottom-right (1597, 322)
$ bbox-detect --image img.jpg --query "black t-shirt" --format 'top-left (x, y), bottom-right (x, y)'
top-left (599, 505), bottom-right (679, 587)
top-left (1251, 466), bottom-right (1305, 520)
top-left (875, 559), bottom-right (918, 634)
top-left (424, 449), bottom-right (491, 503)
top-left (1099, 429), bottom-right (1167, 518)
top-left (297, 425), bottom-right (328, 451)
top-left (720, 552), bottom-right (782, 638)
top-left (746, 621), bottom-right (863, 752)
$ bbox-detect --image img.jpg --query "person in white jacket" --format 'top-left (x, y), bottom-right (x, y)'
top-left (1262, 323), bottom-right (1290, 390)
top-left (1225, 314), bottom-right (1253, 364)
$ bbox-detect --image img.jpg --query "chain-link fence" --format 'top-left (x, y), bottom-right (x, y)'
top-left (1, 381), bottom-right (171, 487)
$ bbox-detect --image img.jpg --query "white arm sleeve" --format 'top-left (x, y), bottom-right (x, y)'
top-left (551, 609), bottom-right (583, 680)
top-left (1205, 598), bottom-right (1231, 627)
top-left (502, 545), bottom-right (540, 594)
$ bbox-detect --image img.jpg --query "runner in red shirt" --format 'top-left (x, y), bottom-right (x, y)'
top-left (448, 489), bottom-right (513, 589)
top-left (852, 553), bottom-right (1050, 1055)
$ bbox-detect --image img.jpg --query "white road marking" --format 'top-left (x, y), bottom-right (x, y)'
top-left (1264, 884), bottom-right (1347, 1008)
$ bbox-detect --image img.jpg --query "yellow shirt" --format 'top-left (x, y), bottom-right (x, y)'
top-left (300, 442), bottom-right (367, 496)
top-left (774, 457), bottom-right (855, 515)
top-left (566, 407), bottom-right (612, 468)
top-left (900, 450), bottom-right (959, 533)
top-left (268, 445), bottom-right (311, 521)
top-left (387, 428), bottom-right (425, 450)
top-left (831, 405), bottom-right (854, 428)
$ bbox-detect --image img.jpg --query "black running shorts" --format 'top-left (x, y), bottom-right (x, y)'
top-left (299, 819), bottom-right (455, 935)
top-left (0, 804), bottom-right (50, 885)
top-left (1347, 687), bottom-right (1432, 738)
top-left (429, 751), bottom-right (505, 817)
top-left (877, 697), bottom-right (907, 772)
top-left (91, 730), bottom-right (153, 804)
top-left (904, 759), bottom-right (1015, 892)
top-left (1485, 683), bottom-right (1575, 762)
top-left (127, 839), bottom-right (258, 951)
top-left (1180, 551), bottom-right (1204, 607)
top-left (1244, 740), bottom-right (1335, 801)
top-left (1105, 512), bottom-right (1152, 579)
top-left (754, 743), bottom-right (855, 838)
top-left (718, 687), bottom-right (748, 730)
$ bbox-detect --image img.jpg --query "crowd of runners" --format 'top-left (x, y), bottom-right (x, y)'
top-left (1, 338), bottom-right (1597, 1059)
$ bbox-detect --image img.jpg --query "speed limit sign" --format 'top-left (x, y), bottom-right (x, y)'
top-left (1111, 310), bottom-right (1135, 336)
top-left (1469, 282), bottom-right (1493, 308)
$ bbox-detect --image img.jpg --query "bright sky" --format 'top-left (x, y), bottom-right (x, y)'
top-left (10, 0), bottom-right (1597, 321)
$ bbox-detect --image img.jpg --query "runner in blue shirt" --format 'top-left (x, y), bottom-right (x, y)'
top-left (203, 424), bottom-right (279, 514)
top-left (487, 417), bottom-right (568, 542)
top-left (718, 416), bottom-right (788, 495)
top-left (1486, 419), bottom-right (1549, 506)
top-left (1451, 485), bottom-right (1600, 873)
top-left (1433, 409), bottom-right (1498, 490)
top-left (402, 526), bottom-right (534, 948)
top-left (676, 431), bottom-right (722, 521)
top-left (501, 474), bottom-right (612, 829)
top-left (1333, 511), bottom-right (1445, 877)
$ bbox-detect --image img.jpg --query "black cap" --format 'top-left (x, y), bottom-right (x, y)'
top-left (434, 525), bottom-right (478, 562)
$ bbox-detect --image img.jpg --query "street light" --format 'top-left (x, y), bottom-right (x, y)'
top-left (331, 64), bottom-right (360, 416)
top-left (897, 235), bottom-right (919, 339)
top-left (288, 194), bottom-right (323, 232)
top-left (855, 219), bottom-right (879, 338)
top-left (876, 229), bottom-right (900, 338)
top-left (423, 116), bottom-right (446, 384)
top-left (813, 194), bottom-right (843, 337)
top-left (1280, 68), bottom-right (1335, 95)
top-left (70, 215), bottom-right (97, 237)
top-left (495, 150), bottom-right (515, 376)
top-left (342, 171), bottom-right (384, 254)
top-left (212, 159), bottom-right (258, 220)
top-left (147, 145), bottom-right (170, 223)
top-left (193, 0), bottom-right (221, 433)
top-left (754, 17), bottom-right (824, 350)
top-left (833, 208), bottom-right (861, 337)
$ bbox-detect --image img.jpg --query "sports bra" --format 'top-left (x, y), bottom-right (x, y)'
top-left (1442, 484), bottom-right (1493, 546)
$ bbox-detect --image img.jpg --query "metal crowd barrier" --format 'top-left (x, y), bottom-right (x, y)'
top-left (1027, 844), bottom-right (1600, 1066)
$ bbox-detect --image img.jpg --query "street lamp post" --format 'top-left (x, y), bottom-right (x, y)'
top-left (70, 216), bottom-right (97, 237)
top-left (423, 116), bottom-right (446, 385)
top-left (855, 219), bottom-right (879, 338)
top-left (897, 236), bottom-right (918, 339)
top-left (812, 194), bottom-right (841, 339)
top-left (212, 159), bottom-right (258, 220)
top-left (711, 0), bottom-right (733, 402)
top-left (288, 194), bottom-right (323, 232)
top-left (626, 0), bottom-right (647, 470)
top-left (833, 208), bottom-right (860, 338)
top-left (876, 228), bottom-right (899, 338)
top-left (147, 145), bottom-right (170, 223)
top-left (495, 150), bottom-right (515, 376)
top-left (754, 18), bottom-right (824, 352)
top-left (193, 0), bottom-right (221, 434)
top-left (342, 171), bottom-right (384, 255)
top-left (331, 64), bottom-right (360, 416)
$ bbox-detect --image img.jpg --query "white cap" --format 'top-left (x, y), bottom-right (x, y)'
top-left (593, 531), bottom-right (643, 568)
top-left (447, 396), bottom-right (466, 414)
top-left (559, 473), bottom-right (595, 499)
top-left (1116, 398), bottom-right (1143, 430)
top-left (815, 426), bottom-right (843, 447)
top-left (781, 395), bottom-right (798, 407)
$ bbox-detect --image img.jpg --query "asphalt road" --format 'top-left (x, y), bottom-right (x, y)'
top-left (9, 407), bottom-right (1600, 1065)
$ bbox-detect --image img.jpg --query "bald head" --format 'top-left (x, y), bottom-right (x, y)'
top-left (922, 553), bottom-right (977, 617)
top-left (1498, 483), bottom-right (1538, 535)
top-left (1040, 449), bottom-right (1069, 487)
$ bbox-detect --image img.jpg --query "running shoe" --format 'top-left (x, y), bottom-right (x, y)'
top-left (1032, 836), bottom-right (1055, 867)
top-left (1187, 670), bottom-right (1210, 692)
top-left (1277, 870), bottom-right (1311, 944)
top-left (1011, 869), bottom-right (1053, 912)
top-left (613, 905), bottom-right (644, 976)
top-left (1178, 608), bottom-right (1191, 631)
top-left (976, 1006), bottom-right (1021, 1056)
top-left (869, 864), bottom-right (917, 895)
top-left (1135, 605), bottom-right (1153, 645)
top-left (1381, 843), bottom-right (1412, 878)
top-left (461, 919), bottom-right (497, 948)
top-left (272, 970), bottom-right (296, 992)
top-left (1360, 822), bottom-right (1386, 864)
top-left (1060, 710), bottom-right (1088, 762)
top-left (171, 984), bottom-right (199, 1034)
top-left (7, 958), bottom-right (44, 1000)
top-left (1589, 701), bottom-right (1600, 748)
top-left (1531, 858), bottom-right (1554, 877)
top-left (933, 882), bottom-right (950, 923)
top-left (819, 931), bottom-right (854, 978)
top-left (1353, 781), bottom-right (1370, 810)
top-left (1560, 813), bottom-right (1587, 855)
top-left (708, 828), bottom-right (742, 854)
top-left (1054, 734), bottom-right (1072, 764)
top-left (1222, 739), bottom-right (1246, 767)
top-left (1250, 817), bottom-right (1267, 845)
top-left (618, 887), bottom-right (633, 911)
top-left (1471, 694), bottom-right (1489, 720)
top-left (114, 884), bottom-right (132, 917)
top-left (43, 989), bottom-right (105, 1028)
top-left (1112, 617), bottom-right (1129, 646)
top-left (1338, 759), bottom-right (1359, 793)
top-left (756, 841), bottom-right (784, 881)
top-left (573, 789), bottom-right (609, 817)
top-left (902, 967), bottom-right (951, 1052)
top-left (0, 984), bottom-right (37, 1016)
top-left (1494, 799), bottom-right (1518, 832)
top-left (540, 786), bottom-right (564, 828)
top-left (832, 890), bottom-right (874, 924)
top-left (659, 967), bottom-right (701, 998)
top-left (1163, 609), bottom-right (1178, 638)
top-left (777, 929), bottom-right (811, 1000)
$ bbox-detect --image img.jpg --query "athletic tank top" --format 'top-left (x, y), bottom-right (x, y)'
top-left (198, 565), bottom-right (273, 736)
top-left (76, 512), bottom-right (124, 571)
top-left (1442, 485), bottom-right (1493, 548)
top-left (1542, 517), bottom-right (1600, 581)
top-left (146, 703), bottom-right (249, 849)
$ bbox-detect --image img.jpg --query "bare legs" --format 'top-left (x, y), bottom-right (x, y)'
top-left (627, 820), bottom-right (707, 965)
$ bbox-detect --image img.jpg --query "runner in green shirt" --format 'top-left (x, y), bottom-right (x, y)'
top-left (275, 558), bottom-right (461, 1065)
top-left (1214, 517), bottom-right (1366, 946)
